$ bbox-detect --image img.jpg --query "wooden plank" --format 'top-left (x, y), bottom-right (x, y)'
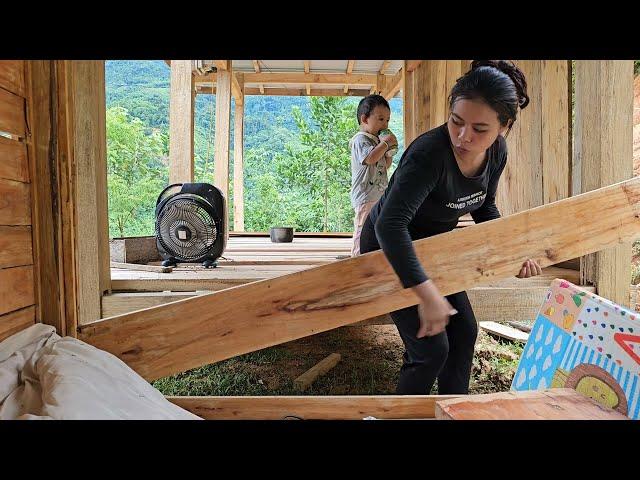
top-left (294, 353), bottom-right (341, 391)
top-left (429, 60), bottom-right (447, 129)
top-left (0, 226), bottom-right (33, 268)
top-left (0, 266), bottom-right (35, 316)
top-left (52, 60), bottom-right (78, 337)
top-left (233, 101), bottom-right (244, 231)
top-left (167, 395), bottom-right (458, 420)
top-left (444, 60), bottom-right (462, 117)
top-left (541, 60), bottom-right (570, 204)
top-left (381, 70), bottom-right (403, 100)
top-left (110, 261), bottom-right (172, 273)
top-left (496, 60), bottom-right (543, 217)
top-left (576, 61), bottom-right (634, 306)
top-left (72, 61), bottom-right (108, 324)
top-left (0, 87), bottom-right (25, 137)
top-left (406, 61), bottom-right (422, 73)
top-left (27, 60), bottom-right (66, 336)
top-left (242, 73), bottom-right (377, 86)
top-left (231, 72), bottom-right (243, 106)
top-left (0, 60), bottom-right (25, 97)
top-left (109, 236), bottom-right (160, 263)
top-left (169, 60), bottom-right (194, 184)
top-left (215, 60), bottom-right (230, 71)
top-left (102, 291), bottom-right (209, 318)
top-left (0, 179), bottom-right (30, 225)
top-left (214, 69), bottom-right (231, 200)
top-left (479, 321), bottom-right (529, 342)
top-left (0, 306), bottom-right (36, 343)
top-left (79, 178), bottom-right (640, 380)
top-left (435, 388), bottom-right (629, 420)
top-left (0, 136), bottom-right (29, 182)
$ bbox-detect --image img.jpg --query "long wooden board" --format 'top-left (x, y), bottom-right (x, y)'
top-left (167, 395), bottom-right (459, 420)
top-left (79, 178), bottom-right (640, 381)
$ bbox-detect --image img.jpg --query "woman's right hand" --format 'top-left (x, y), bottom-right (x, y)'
top-left (412, 280), bottom-right (457, 338)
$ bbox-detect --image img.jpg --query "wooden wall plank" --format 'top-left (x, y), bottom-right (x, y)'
top-left (0, 60), bottom-right (25, 97)
top-left (402, 61), bottom-right (414, 146)
top-left (0, 179), bottom-right (31, 225)
top-left (167, 395), bottom-right (458, 420)
top-left (0, 136), bottom-right (29, 182)
top-left (542, 60), bottom-right (570, 204)
top-left (0, 87), bottom-right (26, 137)
top-left (0, 266), bottom-right (34, 316)
top-left (0, 306), bottom-right (36, 343)
top-left (429, 60), bottom-right (447, 129)
top-left (79, 177), bottom-right (640, 380)
top-left (413, 60), bottom-right (430, 138)
top-left (576, 60), bottom-right (634, 306)
top-left (0, 226), bottom-right (33, 268)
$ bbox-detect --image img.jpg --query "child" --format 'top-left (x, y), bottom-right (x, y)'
top-left (349, 95), bottom-right (398, 256)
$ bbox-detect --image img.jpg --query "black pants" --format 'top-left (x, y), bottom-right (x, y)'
top-left (360, 216), bottom-right (478, 395)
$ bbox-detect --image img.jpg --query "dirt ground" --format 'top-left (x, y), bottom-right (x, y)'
top-left (154, 324), bottom-right (523, 397)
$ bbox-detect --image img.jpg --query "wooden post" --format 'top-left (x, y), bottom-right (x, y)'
top-left (169, 60), bottom-right (194, 184)
top-left (413, 60), bottom-right (430, 138)
top-left (214, 68), bottom-right (232, 200)
top-left (402, 61), bottom-right (414, 146)
top-left (429, 60), bottom-right (447, 129)
top-left (70, 61), bottom-right (110, 324)
top-left (233, 76), bottom-right (244, 232)
top-left (575, 60), bottom-right (634, 306)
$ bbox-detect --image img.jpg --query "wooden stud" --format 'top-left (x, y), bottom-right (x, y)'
top-left (169, 60), bottom-right (194, 184)
top-left (403, 61), bottom-right (415, 146)
top-left (233, 100), bottom-right (244, 231)
top-left (214, 69), bottom-right (232, 200)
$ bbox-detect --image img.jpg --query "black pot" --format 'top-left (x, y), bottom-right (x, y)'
top-left (270, 227), bottom-right (294, 243)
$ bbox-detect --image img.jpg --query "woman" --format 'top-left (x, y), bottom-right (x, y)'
top-left (360, 60), bottom-right (542, 395)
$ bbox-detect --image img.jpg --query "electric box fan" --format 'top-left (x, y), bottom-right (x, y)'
top-left (154, 183), bottom-right (227, 268)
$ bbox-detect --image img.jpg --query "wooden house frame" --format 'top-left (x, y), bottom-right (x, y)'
top-left (0, 59), bottom-right (635, 419)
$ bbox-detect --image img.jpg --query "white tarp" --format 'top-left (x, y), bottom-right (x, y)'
top-left (0, 324), bottom-right (201, 420)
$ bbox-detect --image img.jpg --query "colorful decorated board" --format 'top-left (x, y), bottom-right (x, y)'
top-left (511, 279), bottom-right (640, 419)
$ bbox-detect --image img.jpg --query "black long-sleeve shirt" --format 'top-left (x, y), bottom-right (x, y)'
top-left (369, 123), bottom-right (508, 288)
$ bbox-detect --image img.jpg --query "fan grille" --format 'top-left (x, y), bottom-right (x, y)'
top-left (156, 196), bottom-right (218, 261)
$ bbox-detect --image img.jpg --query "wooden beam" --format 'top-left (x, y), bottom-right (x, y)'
top-left (381, 69), bottom-right (403, 100)
top-left (478, 321), bottom-right (529, 343)
top-left (167, 395), bottom-right (458, 420)
top-left (406, 60), bottom-right (422, 72)
top-left (233, 100), bottom-right (244, 231)
top-left (214, 69), bottom-right (232, 200)
top-left (345, 61), bottom-right (355, 92)
top-left (193, 72), bottom-right (216, 84)
top-left (304, 61), bottom-right (310, 73)
top-left (231, 72), bottom-right (243, 106)
top-left (413, 60), bottom-right (430, 137)
top-left (215, 60), bottom-right (230, 71)
top-left (575, 61), bottom-right (634, 306)
top-left (110, 262), bottom-right (172, 273)
top-left (169, 60), bottom-right (194, 183)
top-left (252, 60), bottom-right (260, 73)
top-left (79, 178), bottom-right (640, 380)
top-left (379, 60), bottom-right (391, 74)
top-left (242, 73), bottom-right (377, 85)
top-left (197, 87), bottom-right (373, 97)
top-left (71, 61), bottom-right (110, 324)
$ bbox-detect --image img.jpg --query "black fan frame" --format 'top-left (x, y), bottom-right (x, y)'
top-left (154, 183), bottom-right (225, 264)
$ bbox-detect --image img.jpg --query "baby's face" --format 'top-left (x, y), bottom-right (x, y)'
top-left (362, 106), bottom-right (390, 135)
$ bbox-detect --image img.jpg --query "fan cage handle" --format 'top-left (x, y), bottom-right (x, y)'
top-left (156, 183), bottom-right (184, 207)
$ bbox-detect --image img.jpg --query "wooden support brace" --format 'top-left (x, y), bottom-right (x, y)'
top-left (79, 178), bottom-right (640, 381)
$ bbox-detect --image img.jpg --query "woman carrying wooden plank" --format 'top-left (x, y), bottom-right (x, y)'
top-left (360, 60), bottom-right (542, 395)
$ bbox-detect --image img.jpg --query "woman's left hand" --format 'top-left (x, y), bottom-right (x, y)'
top-left (516, 258), bottom-right (542, 278)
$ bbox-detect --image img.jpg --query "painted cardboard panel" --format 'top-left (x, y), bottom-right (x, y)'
top-left (512, 278), bottom-right (640, 419)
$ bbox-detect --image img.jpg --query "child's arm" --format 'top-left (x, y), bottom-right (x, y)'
top-left (361, 140), bottom-right (390, 166)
